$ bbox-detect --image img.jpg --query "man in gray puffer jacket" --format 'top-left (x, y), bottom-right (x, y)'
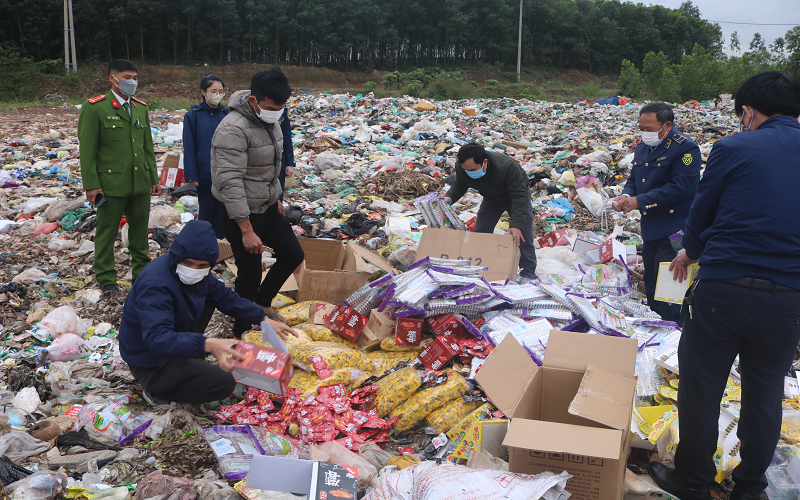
top-left (211, 68), bottom-right (304, 336)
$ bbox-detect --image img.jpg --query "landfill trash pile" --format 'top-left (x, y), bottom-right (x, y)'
top-left (0, 92), bottom-right (780, 500)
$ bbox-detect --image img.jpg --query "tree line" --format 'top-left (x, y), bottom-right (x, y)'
top-left (618, 27), bottom-right (800, 102)
top-left (1, 0), bottom-right (723, 73)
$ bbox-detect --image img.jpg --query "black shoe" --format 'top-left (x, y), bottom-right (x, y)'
top-left (101, 283), bottom-right (120, 293)
top-left (142, 391), bottom-right (171, 407)
top-left (649, 462), bottom-right (711, 500)
top-left (730, 487), bottom-right (765, 500)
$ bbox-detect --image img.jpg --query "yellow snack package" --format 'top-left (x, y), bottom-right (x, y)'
top-left (277, 301), bottom-right (329, 326)
top-left (426, 399), bottom-right (484, 434)
top-left (288, 367), bottom-right (358, 397)
top-left (372, 366), bottom-right (422, 417)
top-left (379, 337), bottom-right (430, 352)
top-left (367, 351), bottom-right (420, 374)
top-left (288, 341), bottom-right (373, 373)
top-left (241, 329), bottom-right (311, 348)
top-left (295, 323), bottom-right (359, 350)
top-left (389, 369), bottom-right (469, 431)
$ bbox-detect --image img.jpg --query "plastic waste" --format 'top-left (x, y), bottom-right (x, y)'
top-left (0, 432), bottom-right (50, 462)
top-left (191, 470), bottom-right (239, 500)
top-left (5, 470), bottom-right (67, 500)
top-left (90, 486), bottom-right (132, 499)
top-left (38, 306), bottom-right (80, 339)
top-left (32, 222), bottom-right (58, 236)
top-left (11, 268), bottom-right (46, 284)
top-left (11, 387), bottom-right (41, 415)
top-left (46, 333), bottom-right (87, 361)
top-left (22, 197), bottom-right (59, 215)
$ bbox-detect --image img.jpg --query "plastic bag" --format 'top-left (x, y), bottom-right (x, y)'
top-left (379, 337), bottom-right (426, 353)
top-left (276, 301), bottom-right (322, 326)
top-left (11, 268), bottom-right (46, 284)
top-left (309, 441), bottom-right (378, 490)
top-left (559, 169), bottom-right (576, 186)
top-left (22, 197), bottom-right (59, 215)
top-left (43, 196), bottom-right (86, 222)
top-left (46, 333), bottom-right (86, 361)
top-left (389, 369), bottom-right (469, 431)
top-left (367, 351), bottom-right (420, 375)
top-left (148, 205), bottom-right (181, 228)
top-left (426, 399), bottom-right (484, 434)
top-left (90, 486), bottom-right (132, 499)
top-left (288, 342), bottom-right (373, 373)
top-left (39, 306), bottom-right (80, 339)
top-left (314, 150), bottom-right (343, 172)
top-left (135, 470), bottom-right (193, 500)
top-left (372, 366), bottom-right (422, 417)
top-left (0, 432), bottom-right (51, 462)
top-left (364, 461), bottom-right (571, 500)
top-left (359, 442), bottom-right (398, 470)
top-left (12, 387), bottom-right (40, 415)
top-left (241, 330), bottom-right (311, 350)
top-left (203, 426), bottom-right (264, 480)
top-left (5, 470), bottom-right (67, 500)
top-left (288, 368), bottom-right (361, 397)
top-left (32, 222), bottom-right (59, 237)
top-left (295, 323), bottom-right (358, 350)
top-left (577, 186), bottom-right (605, 218)
top-left (191, 470), bottom-right (239, 500)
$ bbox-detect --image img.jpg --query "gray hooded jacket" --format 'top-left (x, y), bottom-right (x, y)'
top-left (210, 90), bottom-right (284, 222)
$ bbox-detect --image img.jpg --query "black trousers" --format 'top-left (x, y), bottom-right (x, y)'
top-left (197, 180), bottom-right (224, 239)
top-left (642, 237), bottom-right (683, 327)
top-left (675, 279), bottom-right (800, 495)
top-left (220, 202), bottom-right (305, 335)
top-left (473, 199), bottom-right (537, 278)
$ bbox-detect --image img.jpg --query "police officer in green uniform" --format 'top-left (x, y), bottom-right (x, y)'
top-left (78, 60), bottom-right (162, 293)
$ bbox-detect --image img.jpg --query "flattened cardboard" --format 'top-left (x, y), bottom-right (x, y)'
top-left (474, 335), bottom-right (538, 417)
top-left (568, 365), bottom-right (638, 430)
top-left (217, 239), bottom-right (233, 263)
top-left (544, 330), bottom-right (637, 377)
top-left (654, 262), bottom-right (699, 304)
top-left (415, 228), bottom-right (521, 282)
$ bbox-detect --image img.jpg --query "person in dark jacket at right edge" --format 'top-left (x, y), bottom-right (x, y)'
top-left (650, 72), bottom-right (800, 500)
top-left (444, 144), bottom-right (537, 280)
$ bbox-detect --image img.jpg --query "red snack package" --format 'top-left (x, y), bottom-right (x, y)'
top-left (308, 354), bottom-right (334, 379)
top-left (395, 318), bottom-right (423, 346)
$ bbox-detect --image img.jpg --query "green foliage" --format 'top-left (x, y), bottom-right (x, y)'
top-left (364, 81), bottom-right (378, 92)
top-left (578, 81), bottom-right (602, 98)
top-left (427, 73), bottom-right (471, 100)
top-left (486, 79), bottom-right (499, 85)
top-left (381, 71), bottom-right (405, 89)
top-left (617, 60), bottom-right (645, 97)
top-left (678, 44), bottom-right (722, 101)
top-left (642, 51), bottom-right (670, 95)
top-left (657, 67), bottom-right (681, 103)
top-left (0, 47), bottom-right (40, 102)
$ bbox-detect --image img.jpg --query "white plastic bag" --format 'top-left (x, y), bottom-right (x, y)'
top-left (22, 197), bottom-right (59, 215)
top-left (0, 432), bottom-right (51, 462)
top-left (577, 187), bottom-right (605, 218)
top-left (46, 333), bottom-right (86, 361)
top-left (534, 258), bottom-right (571, 278)
top-left (314, 151), bottom-right (343, 172)
top-left (38, 306), bottom-right (80, 339)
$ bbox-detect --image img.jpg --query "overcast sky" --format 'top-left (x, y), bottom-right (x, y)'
top-left (649, 0), bottom-right (799, 53)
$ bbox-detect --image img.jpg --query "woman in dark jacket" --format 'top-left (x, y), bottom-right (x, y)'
top-left (183, 75), bottom-right (229, 239)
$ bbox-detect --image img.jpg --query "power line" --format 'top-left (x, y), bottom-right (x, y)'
top-left (707, 20), bottom-right (799, 26)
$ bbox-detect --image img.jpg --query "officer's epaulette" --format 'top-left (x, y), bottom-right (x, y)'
top-left (86, 95), bottom-right (106, 104)
top-left (131, 97), bottom-right (147, 106)
top-left (672, 133), bottom-right (686, 144)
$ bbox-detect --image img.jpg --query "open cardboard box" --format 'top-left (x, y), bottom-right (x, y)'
top-left (415, 227), bottom-right (521, 282)
top-left (294, 238), bottom-right (395, 305)
top-left (476, 331), bottom-right (638, 500)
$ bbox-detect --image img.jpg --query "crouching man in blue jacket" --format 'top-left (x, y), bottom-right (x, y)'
top-left (119, 219), bottom-right (298, 405)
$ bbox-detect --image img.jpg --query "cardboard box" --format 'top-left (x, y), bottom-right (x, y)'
top-left (415, 228), bottom-right (520, 282)
top-left (538, 229), bottom-right (572, 248)
top-left (395, 318), bottom-right (423, 346)
top-left (418, 335), bottom-right (460, 370)
top-left (476, 331), bottom-right (638, 500)
top-left (630, 405), bottom-right (676, 458)
top-left (231, 322), bottom-right (293, 396)
top-left (324, 305), bottom-right (367, 343)
top-left (310, 303), bottom-right (338, 325)
top-left (358, 309), bottom-right (397, 348)
top-left (428, 313), bottom-right (469, 340)
top-left (158, 154), bottom-right (185, 187)
top-left (573, 238), bottom-right (601, 258)
top-left (461, 107), bottom-right (477, 116)
top-left (600, 238), bottom-right (626, 264)
top-left (245, 455), bottom-right (357, 500)
top-left (217, 239), bottom-right (233, 263)
top-left (294, 239), bottom-right (395, 305)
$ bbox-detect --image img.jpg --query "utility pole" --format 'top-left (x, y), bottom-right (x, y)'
top-left (68, 0), bottom-right (77, 74)
top-left (64, 0), bottom-right (69, 74)
top-left (517, 0), bottom-right (523, 83)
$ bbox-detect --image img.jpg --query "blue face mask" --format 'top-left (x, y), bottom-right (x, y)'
top-left (465, 164), bottom-right (486, 179)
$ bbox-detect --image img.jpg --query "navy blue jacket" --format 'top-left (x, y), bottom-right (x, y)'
top-left (119, 220), bottom-right (265, 369)
top-left (622, 127), bottom-right (701, 241)
top-left (683, 115), bottom-right (800, 290)
top-left (183, 101), bottom-right (229, 182)
top-left (279, 108), bottom-right (294, 200)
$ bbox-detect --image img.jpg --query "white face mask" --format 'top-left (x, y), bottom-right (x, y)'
top-left (205, 92), bottom-right (224, 106)
top-left (640, 124), bottom-right (666, 147)
top-left (176, 264), bottom-right (210, 285)
top-left (253, 101), bottom-right (283, 124)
